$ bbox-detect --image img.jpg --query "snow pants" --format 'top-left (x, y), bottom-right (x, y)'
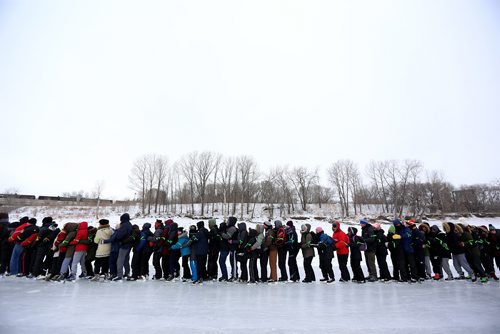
top-left (364, 251), bottom-right (377, 279)
top-left (269, 248), bottom-right (278, 281)
top-left (452, 253), bottom-right (473, 277)
top-left (288, 247), bottom-right (299, 281)
top-left (303, 256), bottom-right (316, 281)
top-left (259, 249), bottom-right (269, 282)
top-left (337, 254), bottom-right (350, 281)
top-left (278, 247), bottom-right (288, 280)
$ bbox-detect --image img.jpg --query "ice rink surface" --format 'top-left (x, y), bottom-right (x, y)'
top-left (0, 275), bottom-right (498, 334)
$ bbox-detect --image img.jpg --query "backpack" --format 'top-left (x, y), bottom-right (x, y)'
top-left (275, 227), bottom-right (287, 246)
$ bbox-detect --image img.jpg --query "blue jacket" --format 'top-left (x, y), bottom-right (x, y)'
top-left (401, 226), bottom-right (414, 254)
top-left (171, 232), bottom-right (191, 257)
top-left (193, 227), bottom-right (209, 256)
top-left (105, 220), bottom-right (133, 249)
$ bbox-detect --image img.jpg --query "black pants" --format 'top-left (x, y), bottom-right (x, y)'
top-left (140, 249), bottom-right (152, 276)
top-left (32, 244), bottom-right (50, 277)
top-left (430, 255), bottom-right (442, 277)
top-left (161, 253), bottom-right (170, 279)
top-left (169, 250), bottom-right (180, 276)
top-left (94, 256), bottom-right (109, 275)
top-left (238, 254), bottom-right (248, 281)
top-left (182, 255), bottom-right (192, 279)
top-left (414, 249), bottom-right (426, 279)
top-left (196, 254), bottom-right (208, 280)
top-left (207, 247), bottom-right (219, 279)
top-left (376, 252), bottom-right (391, 279)
top-left (404, 253), bottom-right (418, 280)
top-left (259, 249), bottom-right (269, 282)
top-left (319, 255), bottom-right (334, 280)
top-left (22, 247), bottom-right (35, 275)
top-left (350, 258), bottom-right (365, 281)
top-left (288, 248), bottom-right (300, 281)
top-left (249, 252), bottom-right (259, 282)
top-left (467, 252), bottom-right (486, 277)
top-left (131, 250), bottom-right (141, 278)
top-left (278, 247), bottom-right (288, 280)
top-left (0, 241), bottom-right (13, 274)
top-left (337, 254), bottom-right (351, 281)
top-left (303, 256), bottom-right (316, 281)
top-left (153, 251), bottom-right (163, 279)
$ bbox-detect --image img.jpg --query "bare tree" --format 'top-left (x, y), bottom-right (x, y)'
top-left (194, 151), bottom-right (218, 216)
top-left (154, 156), bottom-right (168, 214)
top-left (219, 156), bottom-right (235, 218)
top-left (129, 155), bottom-right (148, 215)
top-left (289, 166), bottom-right (318, 212)
top-left (328, 160), bottom-right (358, 217)
top-left (93, 180), bottom-right (105, 219)
top-left (237, 156), bottom-right (259, 220)
top-left (179, 152), bottom-right (198, 215)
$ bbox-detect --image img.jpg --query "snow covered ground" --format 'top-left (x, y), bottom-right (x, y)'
top-left (0, 273), bottom-right (499, 334)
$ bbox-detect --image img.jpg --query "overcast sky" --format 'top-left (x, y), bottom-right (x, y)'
top-left (1, 0), bottom-right (499, 199)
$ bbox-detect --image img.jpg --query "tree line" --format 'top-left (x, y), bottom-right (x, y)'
top-left (128, 152), bottom-right (500, 218)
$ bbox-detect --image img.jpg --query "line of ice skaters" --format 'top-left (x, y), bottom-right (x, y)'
top-left (1, 211), bottom-right (499, 285)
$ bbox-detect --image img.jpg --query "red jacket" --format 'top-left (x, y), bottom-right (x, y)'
top-left (54, 230), bottom-right (68, 253)
top-left (70, 222), bottom-right (89, 252)
top-left (20, 232), bottom-right (39, 247)
top-left (8, 223), bottom-right (30, 243)
top-left (333, 222), bottom-right (349, 255)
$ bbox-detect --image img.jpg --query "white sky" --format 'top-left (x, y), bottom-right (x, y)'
top-left (1, 0), bottom-right (499, 199)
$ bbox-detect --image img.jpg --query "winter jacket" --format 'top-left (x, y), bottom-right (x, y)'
top-left (136, 225), bottom-right (153, 252)
top-left (149, 223), bottom-right (164, 251)
top-left (300, 224), bottom-right (315, 259)
top-left (443, 222), bottom-right (465, 255)
top-left (361, 224), bottom-right (376, 252)
top-left (429, 226), bottom-right (451, 259)
top-left (410, 227), bottom-right (425, 253)
top-left (237, 223), bottom-right (248, 252)
top-left (250, 224), bottom-right (265, 252)
top-left (193, 222), bottom-right (209, 256)
top-left (208, 219), bottom-right (220, 252)
top-left (8, 223), bottom-right (30, 243)
top-left (348, 227), bottom-right (364, 262)
top-left (285, 224), bottom-right (299, 252)
top-left (245, 228), bottom-right (258, 253)
top-left (60, 223), bottom-right (79, 257)
top-left (333, 222), bottom-right (349, 256)
top-left (396, 224), bottom-right (413, 255)
top-left (20, 229), bottom-right (39, 248)
top-left (265, 228), bottom-right (277, 251)
top-left (374, 229), bottom-right (388, 256)
top-left (218, 223), bottom-right (229, 252)
top-left (94, 224), bottom-right (113, 258)
top-left (462, 228), bottom-right (480, 257)
top-left (164, 222), bottom-right (179, 249)
top-left (171, 231), bottom-right (191, 257)
top-left (70, 222), bottom-right (89, 252)
top-left (317, 231), bottom-right (334, 260)
top-left (222, 218), bottom-right (238, 251)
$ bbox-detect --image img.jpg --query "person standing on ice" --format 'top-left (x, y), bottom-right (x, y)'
top-left (207, 219), bottom-right (220, 281)
top-left (314, 226), bottom-right (335, 283)
top-left (300, 223), bottom-right (315, 283)
top-left (348, 227), bottom-right (366, 283)
top-left (236, 222), bottom-right (249, 282)
top-left (407, 220), bottom-right (426, 281)
top-left (171, 226), bottom-right (192, 281)
top-left (360, 219), bottom-right (377, 282)
top-left (274, 220), bottom-right (288, 282)
top-left (93, 219), bottom-right (112, 280)
top-left (264, 221), bottom-right (277, 282)
top-left (373, 223), bottom-right (391, 282)
top-left (66, 221), bottom-right (90, 281)
top-left (30, 217), bottom-right (55, 278)
top-left (221, 216), bottom-right (239, 281)
top-left (387, 224), bottom-right (406, 281)
top-left (285, 221), bottom-right (300, 282)
top-left (394, 219), bottom-right (418, 283)
top-left (332, 221), bottom-right (350, 282)
top-left (192, 221), bottom-right (209, 283)
top-left (443, 222), bottom-right (474, 280)
top-left (151, 220), bottom-right (164, 280)
top-left (104, 213), bottom-right (133, 281)
top-left (217, 222), bottom-right (230, 281)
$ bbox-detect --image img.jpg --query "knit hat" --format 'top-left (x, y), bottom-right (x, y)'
top-left (263, 221), bottom-right (272, 229)
top-left (489, 224), bottom-right (496, 231)
top-left (20, 216), bottom-right (29, 224)
top-left (42, 217), bottom-right (53, 225)
top-left (360, 219), bottom-right (368, 226)
top-left (99, 219), bottom-right (109, 225)
top-left (393, 219), bottom-right (402, 226)
top-left (274, 220), bottom-right (283, 228)
top-left (120, 213), bottom-right (131, 222)
top-left (197, 221), bottom-right (205, 229)
top-left (28, 218), bottom-right (37, 225)
top-left (315, 226), bottom-right (323, 233)
top-left (373, 223), bottom-right (381, 230)
top-left (143, 223), bottom-right (151, 229)
top-left (286, 221), bottom-right (294, 228)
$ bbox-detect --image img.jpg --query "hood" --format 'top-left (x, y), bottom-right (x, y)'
top-left (237, 222), bottom-right (247, 231)
top-left (455, 224), bottom-right (463, 234)
top-left (274, 220), bottom-right (283, 229)
top-left (64, 222), bottom-right (80, 232)
top-left (42, 217), bottom-right (53, 227)
top-left (227, 216), bottom-right (237, 227)
top-left (219, 222), bottom-right (227, 232)
top-left (142, 223), bottom-right (151, 231)
top-left (208, 219), bottom-right (217, 229)
top-left (120, 213), bottom-right (131, 223)
top-left (170, 222), bottom-right (178, 231)
top-left (388, 225), bottom-right (396, 234)
top-left (419, 223), bottom-right (430, 234)
top-left (348, 227), bottom-right (358, 236)
top-left (78, 222), bottom-right (88, 230)
top-left (430, 225), bottom-right (441, 234)
top-left (248, 228), bottom-right (258, 238)
top-left (333, 221), bottom-right (341, 232)
top-left (197, 221), bottom-right (205, 229)
top-left (256, 224), bottom-right (265, 234)
top-left (300, 224), bottom-right (309, 233)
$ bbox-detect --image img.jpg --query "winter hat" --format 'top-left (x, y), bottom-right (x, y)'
top-left (42, 217), bottom-right (53, 225)
top-left (315, 226), bottom-right (323, 233)
top-left (208, 219), bottom-right (217, 229)
top-left (99, 219), bottom-right (109, 225)
top-left (430, 225), bottom-right (440, 234)
top-left (177, 226), bottom-right (184, 233)
top-left (274, 220), bottom-right (283, 228)
top-left (189, 225), bottom-right (197, 233)
top-left (489, 224), bottom-right (496, 231)
top-left (393, 219), bottom-right (402, 226)
top-left (197, 221), bottom-right (205, 229)
top-left (28, 218), bottom-right (37, 225)
top-left (20, 216), bottom-right (29, 224)
top-left (360, 219), bottom-right (368, 226)
top-left (143, 223), bottom-right (151, 230)
top-left (263, 221), bottom-right (272, 229)
top-left (478, 225), bottom-right (488, 234)
top-left (165, 219), bottom-right (174, 226)
top-left (286, 221), bottom-right (294, 228)
top-left (49, 223), bottom-right (58, 231)
top-left (227, 216), bottom-right (237, 226)
top-left (120, 213), bottom-right (131, 222)
top-left (300, 224), bottom-right (308, 233)
top-left (373, 223), bottom-right (381, 230)
top-left (348, 227), bottom-right (358, 235)
top-left (388, 225), bottom-right (396, 234)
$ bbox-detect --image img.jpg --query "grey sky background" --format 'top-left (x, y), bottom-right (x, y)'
top-left (1, 0), bottom-right (499, 199)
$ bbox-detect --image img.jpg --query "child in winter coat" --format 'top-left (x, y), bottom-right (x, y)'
top-left (315, 227), bottom-right (335, 283)
top-left (67, 222), bottom-right (90, 281)
top-left (332, 221), bottom-right (350, 282)
top-left (300, 224), bottom-right (315, 283)
top-left (171, 227), bottom-right (192, 282)
top-left (373, 223), bottom-right (391, 281)
top-left (188, 225), bottom-right (198, 283)
top-left (348, 227), bottom-right (366, 283)
top-left (93, 219), bottom-right (113, 280)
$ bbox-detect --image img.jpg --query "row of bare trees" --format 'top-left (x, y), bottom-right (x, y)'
top-left (128, 153), bottom-right (500, 218)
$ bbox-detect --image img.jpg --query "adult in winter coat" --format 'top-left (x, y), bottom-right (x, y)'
top-left (137, 223), bottom-right (154, 279)
top-left (477, 226), bottom-right (498, 280)
top-left (57, 222), bottom-right (80, 280)
top-left (236, 222), bottom-right (249, 282)
top-left (217, 222), bottom-right (230, 281)
top-left (188, 225), bottom-right (198, 282)
top-left (264, 221), bottom-right (277, 282)
top-left (387, 225), bottom-right (406, 281)
top-left (373, 223), bottom-right (391, 281)
top-left (30, 217), bottom-right (55, 278)
top-left (193, 221), bottom-right (209, 283)
top-left (461, 224), bottom-right (487, 282)
top-left (9, 217), bottom-right (37, 276)
top-left (274, 220), bottom-right (288, 282)
top-left (487, 224), bottom-right (500, 271)
top-left (333, 221), bottom-right (350, 282)
top-left (407, 220), bottom-right (426, 281)
top-left (165, 221), bottom-right (180, 280)
top-left (285, 221), bottom-right (300, 282)
top-left (151, 220), bottom-right (164, 280)
top-left (249, 224), bottom-right (265, 283)
top-left (429, 225), bottom-right (453, 280)
top-left (443, 222), bottom-right (474, 279)
top-left (221, 216), bottom-right (239, 281)
top-left (246, 227), bottom-right (260, 283)
top-left (93, 219), bottom-right (113, 280)
top-left (300, 223), bottom-right (315, 283)
top-left (171, 227), bottom-right (192, 281)
top-left (207, 219), bottom-right (220, 280)
top-left (315, 226), bottom-right (335, 283)
top-left (419, 223), bottom-right (433, 279)
top-left (394, 219), bottom-right (418, 282)
top-left (348, 227), bottom-right (366, 283)
top-left (84, 226), bottom-right (97, 278)
top-left (105, 213), bottom-right (133, 281)
top-left (0, 213), bottom-right (11, 275)
top-left (360, 220), bottom-right (377, 281)
top-left (67, 221), bottom-right (90, 281)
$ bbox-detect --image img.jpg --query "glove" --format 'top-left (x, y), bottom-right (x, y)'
top-left (392, 234), bottom-right (401, 240)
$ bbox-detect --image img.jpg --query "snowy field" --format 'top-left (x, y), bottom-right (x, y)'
top-left (1, 209), bottom-right (500, 333)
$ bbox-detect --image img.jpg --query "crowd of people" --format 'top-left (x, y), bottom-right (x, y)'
top-left (0, 211), bottom-right (499, 284)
